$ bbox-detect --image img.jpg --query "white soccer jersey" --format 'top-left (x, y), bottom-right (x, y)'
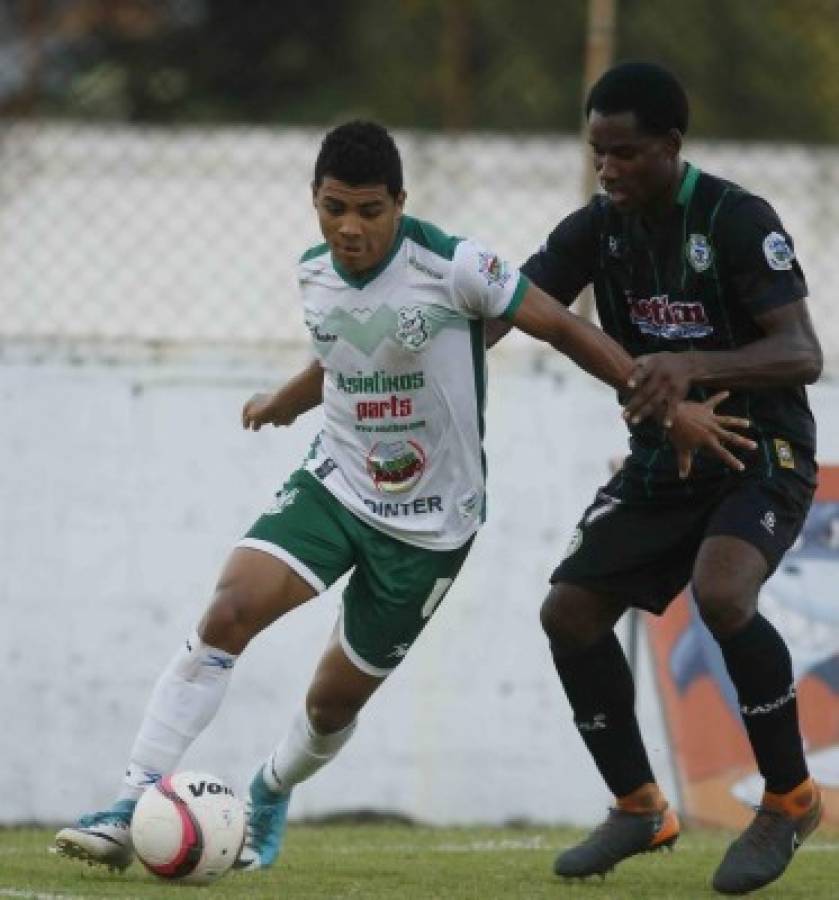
top-left (298, 215), bottom-right (528, 550)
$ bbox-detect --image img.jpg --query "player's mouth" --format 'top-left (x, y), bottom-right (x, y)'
top-left (603, 183), bottom-right (632, 207)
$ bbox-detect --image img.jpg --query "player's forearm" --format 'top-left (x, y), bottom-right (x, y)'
top-left (509, 284), bottom-right (633, 391)
top-left (683, 336), bottom-right (822, 390)
top-left (271, 359), bottom-right (325, 417)
top-left (547, 314), bottom-right (633, 391)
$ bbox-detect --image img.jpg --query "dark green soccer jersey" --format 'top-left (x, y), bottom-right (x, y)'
top-left (522, 163), bottom-right (816, 499)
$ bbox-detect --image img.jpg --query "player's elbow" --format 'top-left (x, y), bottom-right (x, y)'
top-left (802, 341), bottom-right (823, 384)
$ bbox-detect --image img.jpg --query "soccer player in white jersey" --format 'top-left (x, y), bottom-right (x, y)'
top-left (54, 121), bottom-right (753, 874)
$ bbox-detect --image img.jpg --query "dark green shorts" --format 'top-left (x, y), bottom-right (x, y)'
top-left (238, 469), bottom-right (473, 675)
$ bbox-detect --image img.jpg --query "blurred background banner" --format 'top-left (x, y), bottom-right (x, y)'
top-left (2, 1), bottom-right (839, 826)
top-left (645, 468), bottom-right (839, 829)
top-left (1, 0), bottom-right (838, 368)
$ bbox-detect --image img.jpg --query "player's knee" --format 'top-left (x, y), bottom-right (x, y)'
top-left (200, 582), bottom-right (262, 654)
top-left (305, 694), bottom-right (357, 735)
top-left (541, 586), bottom-right (591, 654)
top-left (694, 584), bottom-right (756, 639)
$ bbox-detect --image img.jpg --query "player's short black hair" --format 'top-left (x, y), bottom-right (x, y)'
top-left (314, 120), bottom-right (403, 198)
top-left (585, 62), bottom-right (689, 136)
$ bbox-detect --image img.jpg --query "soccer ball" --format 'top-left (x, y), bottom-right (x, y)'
top-left (131, 771), bottom-right (246, 885)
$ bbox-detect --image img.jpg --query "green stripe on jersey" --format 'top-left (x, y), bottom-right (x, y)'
top-left (300, 242), bottom-right (329, 263)
top-left (402, 216), bottom-right (462, 261)
top-left (501, 274), bottom-right (530, 321)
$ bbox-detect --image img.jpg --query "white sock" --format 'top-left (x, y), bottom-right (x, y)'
top-left (117, 632), bottom-right (237, 802)
top-left (262, 708), bottom-right (357, 795)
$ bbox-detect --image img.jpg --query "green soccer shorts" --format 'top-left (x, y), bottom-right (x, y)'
top-left (237, 469), bottom-right (473, 676)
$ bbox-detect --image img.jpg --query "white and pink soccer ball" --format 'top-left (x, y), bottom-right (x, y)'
top-left (130, 771), bottom-right (246, 885)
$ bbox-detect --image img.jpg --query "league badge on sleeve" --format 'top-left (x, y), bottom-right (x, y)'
top-left (686, 233), bottom-right (713, 273)
top-left (762, 231), bottom-right (795, 271)
top-left (478, 251), bottom-right (512, 288)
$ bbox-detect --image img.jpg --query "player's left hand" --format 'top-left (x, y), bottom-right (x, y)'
top-left (624, 352), bottom-right (694, 427)
top-left (668, 392), bottom-right (757, 478)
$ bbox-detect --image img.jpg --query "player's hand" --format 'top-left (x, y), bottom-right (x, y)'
top-left (625, 352), bottom-right (694, 427)
top-left (242, 393), bottom-right (297, 431)
top-left (668, 392), bottom-right (757, 478)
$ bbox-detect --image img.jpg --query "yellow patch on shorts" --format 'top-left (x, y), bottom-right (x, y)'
top-left (773, 438), bottom-right (795, 469)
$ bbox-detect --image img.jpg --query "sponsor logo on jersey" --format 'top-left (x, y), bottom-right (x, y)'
top-left (363, 495), bottom-right (443, 517)
top-left (457, 489), bottom-right (481, 519)
top-left (773, 438), bottom-right (796, 469)
top-left (408, 255), bottom-right (445, 279)
top-left (314, 458), bottom-right (337, 480)
top-left (627, 292), bottom-right (713, 340)
top-left (265, 486), bottom-right (299, 515)
top-left (366, 439), bottom-right (426, 493)
top-left (396, 305), bottom-right (430, 351)
top-left (477, 251), bottom-right (512, 288)
top-left (763, 231), bottom-right (794, 271)
top-left (304, 312), bottom-right (337, 342)
top-left (685, 233), bottom-right (714, 272)
top-left (356, 395), bottom-right (413, 421)
top-left (336, 370), bottom-right (425, 394)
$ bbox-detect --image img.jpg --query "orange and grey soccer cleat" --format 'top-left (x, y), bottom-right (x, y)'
top-left (554, 801), bottom-right (680, 879)
top-left (712, 779), bottom-right (823, 895)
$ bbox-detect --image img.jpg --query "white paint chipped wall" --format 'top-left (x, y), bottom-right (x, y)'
top-left (2, 358), bottom-right (838, 825)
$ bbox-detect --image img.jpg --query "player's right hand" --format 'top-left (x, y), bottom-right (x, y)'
top-left (668, 392), bottom-right (757, 478)
top-left (242, 393), bottom-right (296, 431)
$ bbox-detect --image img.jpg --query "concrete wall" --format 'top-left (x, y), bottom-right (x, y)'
top-left (2, 356), bottom-right (838, 826)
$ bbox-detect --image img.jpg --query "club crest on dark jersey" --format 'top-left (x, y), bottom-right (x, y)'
top-left (627, 292), bottom-right (713, 340)
top-left (686, 233), bottom-right (713, 272)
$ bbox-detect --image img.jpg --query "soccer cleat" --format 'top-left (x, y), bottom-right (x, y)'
top-left (712, 780), bottom-right (823, 895)
top-left (233, 770), bottom-right (292, 871)
top-left (54, 799), bottom-right (136, 872)
top-left (554, 805), bottom-right (680, 879)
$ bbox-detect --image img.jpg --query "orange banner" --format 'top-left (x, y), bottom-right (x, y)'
top-left (646, 466), bottom-right (839, 827)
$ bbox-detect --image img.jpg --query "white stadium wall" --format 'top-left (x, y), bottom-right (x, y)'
top-left (3, 126), bottom-right (838, 825)
top-left (2, 357), bottom-right (839, 826)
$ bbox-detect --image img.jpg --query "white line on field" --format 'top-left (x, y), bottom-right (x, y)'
top-left (0, 890), bottom-right (89, 900)
top-left (325, 836), bottom-right (839, 855)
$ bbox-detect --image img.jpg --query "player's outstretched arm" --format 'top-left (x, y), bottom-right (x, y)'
top-left (242, 359), bottom-right (324, 431)
top-left (508, 282), bottom-right (635, 391)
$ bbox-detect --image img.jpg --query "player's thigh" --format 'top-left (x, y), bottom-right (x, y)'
top-left (693, 472), bottom-right (814, 634)
top-left (200, 470), bottom-right (356, 651)
top-left (339, 531), bottom-right (475, 677)
top-left (552, 486), bottom-right (714, 616)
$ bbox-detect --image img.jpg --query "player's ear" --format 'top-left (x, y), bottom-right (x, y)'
top-left (395, 190), bottom-right (407, 214)
top-left (665, 129), bottom-right (683, 158)
top-left (311, 180), bottom-right (319, 207)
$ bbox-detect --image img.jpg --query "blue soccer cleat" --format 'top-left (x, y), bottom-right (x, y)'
top-left (54, 799), bottom-right (137, 872)
top-left (233, 770), bottom-right (292, 871)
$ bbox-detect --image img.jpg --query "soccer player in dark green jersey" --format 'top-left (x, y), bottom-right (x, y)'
top-left (516, 62), bottom-right (823, 895)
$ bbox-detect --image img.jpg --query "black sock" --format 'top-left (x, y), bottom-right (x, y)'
top-left (551, 631), bottom-right (654, 798)
top-left (717, 613), bottom-right (808, 794)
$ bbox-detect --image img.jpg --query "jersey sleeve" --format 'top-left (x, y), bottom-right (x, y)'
top-left (520, 205), bottom-right (595, 307)
top-left (716, 194), bottom-right (808, 315)
top-left (450, 239), bottom-right (529, 320)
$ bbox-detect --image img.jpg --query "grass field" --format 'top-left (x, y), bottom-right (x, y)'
top-left (1, 822), bottom-right (838, 899)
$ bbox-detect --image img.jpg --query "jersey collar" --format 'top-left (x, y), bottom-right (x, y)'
top-left (332, 217), bottom-right (408, 289)
top-left (676, 161), bottom-right (700, 207)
